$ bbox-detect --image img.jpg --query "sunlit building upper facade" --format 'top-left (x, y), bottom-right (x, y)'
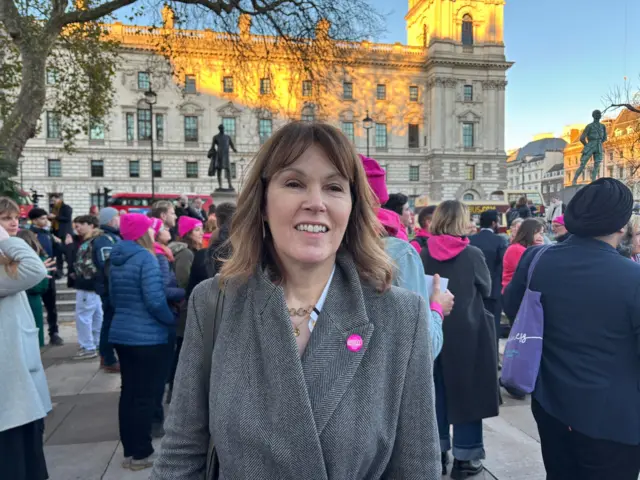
top-left (18, 0), bottom-right (511, 212)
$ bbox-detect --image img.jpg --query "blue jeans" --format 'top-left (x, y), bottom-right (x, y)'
top-left (99, 298), bottom-right (118, 366)
top-left (434, 358), bottom-right (485, 461)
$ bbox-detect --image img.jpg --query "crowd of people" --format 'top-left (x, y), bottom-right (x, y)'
top-left (1, 121), bottom-right (640, 480)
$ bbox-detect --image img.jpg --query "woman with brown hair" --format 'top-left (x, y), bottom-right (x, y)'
top-left (152, 122), bottom-right (442, 479)
top-left (108, 213), bottom-right (175, 471)
top-left (420, 200), bottom-right (498, 478)
top-left (502, 218), bottom-right (545, 292)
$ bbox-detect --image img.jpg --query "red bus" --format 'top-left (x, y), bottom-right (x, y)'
top-left (109, 193), bottom-right (213, 215)
top-left (17, 190), bottom-right (34, 219)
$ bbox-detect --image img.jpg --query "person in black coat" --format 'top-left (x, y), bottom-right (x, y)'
top-left (28, 208), bottom-right (64, 345)
top-left (186, 202), bottom-right (236, 298)
top-left (421, 200), bottom-right (498, 478)
top-left (469, 210), bottom-right (507, 347)
top-left (49, 194), bottom-right (73, 276)
top-left (504, 178), bottom-right (640, 479)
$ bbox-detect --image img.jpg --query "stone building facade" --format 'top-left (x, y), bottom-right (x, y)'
top-left (506, 137), bottom-right (567, 197)
top-left (16, 0), bottom-right (511, 213)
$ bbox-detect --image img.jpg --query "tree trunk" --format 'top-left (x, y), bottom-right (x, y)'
top-left (0, 44), bottom-right (49, 177)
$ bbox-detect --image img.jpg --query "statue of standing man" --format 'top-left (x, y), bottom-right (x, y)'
top-left (572, 110), bottom-right (607, 185)
top-left (207, 124), bottom-right (237, 190)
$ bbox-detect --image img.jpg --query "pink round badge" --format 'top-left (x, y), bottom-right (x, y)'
top-left (346, 334), bottom-right (363, 352)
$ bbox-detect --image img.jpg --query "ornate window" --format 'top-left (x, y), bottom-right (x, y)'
top-left (375, 123), bottom-right (387, 149)
top-left (223, 76), bottom-right (234, 93)
top-left (46, 112), bottom-right (61, 139)
top-left (185, 75), bottom-right (197, 94)
top-left (462, 122), bottom-right (474, 148)
top-left (137, 108), bottom-right (151, 141)
top-left (222, 117), bottom-right (236, 141)
top-left (341, 121), bottom-right (354, 142)
top-left (91, 160), bottom-right (104, 178)
top-left (129, 160), bottom-right (140, 178)
top-left (462, 14), bottom-right (473, 46)
top-left (260, 78), bottom-right (271, 95)
top-left (137, 72), bottom-right (150, 90)
top-left (343, 82), bottom-right (353, 100)
top-left (409, 165), bottom-right (419, 182)
top-left (259, 119), bottom-right (272, 144)
top-left (184, 116), bottom-right (198, 142)
top-left (47, 159), bottom-right (61, 177)
top-left (464, 85), bottom-right (473, 102)
top-left (463, 192), bottom-right (475, 201)
top-left (376, 84), bottom-right (386, 101)
top-left (408, 124), bottom-right (419, 148)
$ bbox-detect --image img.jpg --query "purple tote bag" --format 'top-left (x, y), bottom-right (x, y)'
top-left (500, 245), bottom-right (550, 394)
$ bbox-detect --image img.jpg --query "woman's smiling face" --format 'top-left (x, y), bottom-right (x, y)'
top-left (264, 144), bottom-right (352, 272)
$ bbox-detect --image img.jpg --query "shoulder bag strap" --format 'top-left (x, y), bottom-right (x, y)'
top-left (525, 245), bottom-right (551, 289)
top-left (203, 275), bottom-right (224, 480)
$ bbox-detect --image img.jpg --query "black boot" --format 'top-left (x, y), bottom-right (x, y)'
top-left (441, 452), bottom-right (449, 475)
top-left (49, 333), bottom-right (64, 346)
top-left (451, 459), bottom-right (484, 479)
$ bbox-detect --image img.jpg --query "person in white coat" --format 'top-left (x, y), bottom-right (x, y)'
top-left (0, 197), bottom-right (52, 480)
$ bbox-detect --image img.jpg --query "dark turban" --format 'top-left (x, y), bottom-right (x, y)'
top-left (565, 178), bottom-right (633, 237)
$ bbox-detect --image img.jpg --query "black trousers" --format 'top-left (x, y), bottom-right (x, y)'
top-left (41, 279), bottom-right (59, 336)
top-left (532, 399), bottom-right (640, 479)
top-left (115, 344), bottom-right (168, 460)
top-left (0, 419), bottom-right (48, 480)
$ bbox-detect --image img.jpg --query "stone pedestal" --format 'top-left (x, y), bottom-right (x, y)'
top-left (212, 188), bottom-right (238, 205)
top-left (559, 185), bottom-right (584, 205)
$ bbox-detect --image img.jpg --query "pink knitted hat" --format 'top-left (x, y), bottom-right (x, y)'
top-left (552, 215), bottom-right (565, 226)
top-left (178, 216), bottom-right (203, 238)
top-left (150, 217), bottom-right (164, 237)
top-left (359, 154), bottom-right (389, 205)
top-left (120, 213), bottom-right (153, 241)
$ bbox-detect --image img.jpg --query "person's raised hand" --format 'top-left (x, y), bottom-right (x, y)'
top-left (430, 274), bottom-right (455, 316)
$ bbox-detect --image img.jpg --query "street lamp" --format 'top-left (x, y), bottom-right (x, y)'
top-left (363, 110), bottom-right (373, 157)
top-left (144, 87), bottom-right (157, 201)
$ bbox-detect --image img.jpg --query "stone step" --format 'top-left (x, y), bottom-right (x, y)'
top-left (56, 290), bottom-right (76, 302)
top-left (56, 299), bottom-right (76, 313)
top-left (59, 311), bottom-right (76, 323)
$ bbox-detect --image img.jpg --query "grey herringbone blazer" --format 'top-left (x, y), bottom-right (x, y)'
top-left (151, 253), bottom-right (440, 480)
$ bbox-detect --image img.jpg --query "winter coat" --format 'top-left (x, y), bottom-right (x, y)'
top-left (93, 225), bottom-right (121, 297)
top-left (502, 243), bottom-right (526, 292)
top-left (29, 226), bottom-right (57, 258)
top-left (26, 256), bottom-right (50, 347)
top-left (155, 246), bottom-right (185, 324)
top-left (108, 241), bottom-right (175, 346)
top-left (421, 235), bottom-right (499, 424)
top-left (169, 241), bottom-right (195, 337)
top-left (51, 202), bottom-right (73, 239)
top-left (186, 223), bottom-right (232, 299)
top-left (0, 237), bottom-right (51, 433)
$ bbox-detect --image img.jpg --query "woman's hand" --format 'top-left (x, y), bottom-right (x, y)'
top-left (430, 274), bottom-right (455, 316)
top-left (65, 234), bottom-right (73, 245)
top-left (44, 257), bottom-right (56, 272)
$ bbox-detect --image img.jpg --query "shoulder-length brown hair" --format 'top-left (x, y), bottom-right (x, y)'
top-left (220, 121), bottom-right (393, 292)
top-left (513, 218), bottom-right (544, 247)
top-left (430, 200), bottom-right (469, 237)
top-left (17, 230), bottom-right (45, 257)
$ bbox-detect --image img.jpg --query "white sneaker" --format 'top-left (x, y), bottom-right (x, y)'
top-left (121, 457), bottom-right (131, 468)
top-left (129, 452), bottom-right (158, 471)
top-left (73, 348), bottom-right (98, 360)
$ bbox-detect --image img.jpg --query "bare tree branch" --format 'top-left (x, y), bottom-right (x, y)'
top-left (58, 0), bottom-right (138, 25)
top-left (0, 0), bottom-right (26, 41)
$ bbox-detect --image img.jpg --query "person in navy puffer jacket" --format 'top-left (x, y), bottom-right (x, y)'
top-left (108, 213), bottom-right (174, 471)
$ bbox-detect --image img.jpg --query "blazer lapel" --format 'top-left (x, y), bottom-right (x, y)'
top-left (301, 254), bottom-right (375, 435)
top-left (250, 269), bottom-right (329, 479)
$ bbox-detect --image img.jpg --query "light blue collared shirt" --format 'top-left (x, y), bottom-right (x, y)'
top-left (308, 265), bottom-right (336, 333)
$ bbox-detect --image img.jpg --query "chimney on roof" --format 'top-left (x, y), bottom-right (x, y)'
top-left (239, 14), bottom-right (251, 41)
top-left (569, 129), bottom-right (581, 143)
top-left (162, 4), bottom-right (175, 29)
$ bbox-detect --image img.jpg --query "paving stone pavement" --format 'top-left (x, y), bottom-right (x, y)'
top-left (41, 328), bottom-right (545, 479)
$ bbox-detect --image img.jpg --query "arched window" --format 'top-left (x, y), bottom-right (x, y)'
top-left (462, 14), bottom-right (473, 46)
top-left (463, 192), bottom-right (475, 201)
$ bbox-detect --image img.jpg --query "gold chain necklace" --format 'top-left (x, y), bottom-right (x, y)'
top-left (288, 305), bottom-right (314, 337)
